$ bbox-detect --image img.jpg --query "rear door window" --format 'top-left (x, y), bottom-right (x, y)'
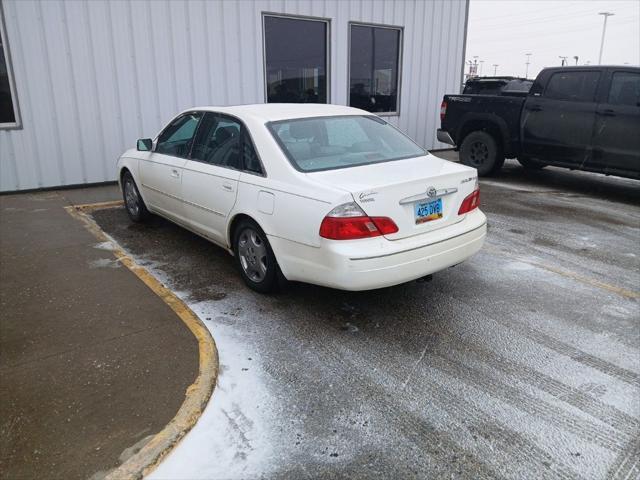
top-left (190, 113), bottom-right (242, 169)
top-left (607, 72), bottom-right (640, 107)
top-left (543, 71), bottom-right (600, 102)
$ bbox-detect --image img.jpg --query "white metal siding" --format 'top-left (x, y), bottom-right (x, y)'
top-left (0, 0), bottom-right (468, 192)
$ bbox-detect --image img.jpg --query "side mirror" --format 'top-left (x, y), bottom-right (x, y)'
top-left (137, 138), bottom-right (153, 151)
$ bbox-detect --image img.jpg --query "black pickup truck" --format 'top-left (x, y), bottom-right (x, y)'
top-left (438, 66), bottom-right (640, 179)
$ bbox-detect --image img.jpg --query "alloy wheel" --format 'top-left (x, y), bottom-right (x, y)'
top-left (237, 227), bottom-right (268, 283)
top-left (124, 178), bottom-right (140, 216)
top-left (469, 141), bottom-right (489, 166)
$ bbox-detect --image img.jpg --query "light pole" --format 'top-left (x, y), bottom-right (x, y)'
top-left (525, 53), bottom-right (532, 79)
top-left (598, 12), bottom-right (614, 64)
top-left (559, 56), bottom-right (568, 66)
top-left (493, 64), bottom-right (499, 75)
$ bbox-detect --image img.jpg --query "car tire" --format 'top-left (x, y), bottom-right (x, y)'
top-left (233, 219), bottom-right (280, 294)
top-left (517, 156), bottom-right (547, 170)
top-left (122, 171), bottom-right (150, 222)
top-left (459, 130), bottom-right (504, 176)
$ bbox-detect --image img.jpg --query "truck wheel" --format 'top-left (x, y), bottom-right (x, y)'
top-left (459, 131), bottom-right (504, 176)
top-left (517, 156), bottom-right (547, 170)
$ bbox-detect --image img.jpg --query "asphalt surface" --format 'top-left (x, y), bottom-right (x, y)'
top-left (0, 187), bottom-right (198, 480)
top-left (92, 158), bottom-right (640, 480)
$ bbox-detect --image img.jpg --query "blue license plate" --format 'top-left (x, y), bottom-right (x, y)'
top-left (415, 198), bottom-right (443, 224)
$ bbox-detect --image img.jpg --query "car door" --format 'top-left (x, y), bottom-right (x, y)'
top-left (181, 112), bottom-right (244, 244)
top-left (139, 112), bottom-right (202, 220)
top-left (590, 70), bottom-right (640, 176)
top-left (521, 70), bottom-right (600, 166)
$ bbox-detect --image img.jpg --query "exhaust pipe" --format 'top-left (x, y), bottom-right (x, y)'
top-left (416, 274), bottom-right (433, 283)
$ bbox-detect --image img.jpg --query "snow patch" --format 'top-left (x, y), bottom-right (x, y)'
top-left (149, 300), bottom-right (278, 479)
top-left (88, 258), bottom-right (120, 269)
top-left (503, 261), bottom-right (535, 271)
top-left (94, 241), bottom-right (116, 251)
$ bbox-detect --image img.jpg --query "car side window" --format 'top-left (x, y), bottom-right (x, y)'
top-left (155, 113), bottom-right (202, 157)
top-left (608, 72), bottom-right (640, 107)
top-left (242, 133), bottom-right (263, 175)
top-left (190, 113), bottom-right (242, 169)
top-left (543, 71), bottom-right (600, 102)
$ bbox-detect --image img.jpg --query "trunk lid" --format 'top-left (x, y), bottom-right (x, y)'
top-left (308, 155), bottom-right (477, 240)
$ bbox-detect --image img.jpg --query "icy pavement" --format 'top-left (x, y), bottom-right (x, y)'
top-left (92, 161), bottom-right (639, 479)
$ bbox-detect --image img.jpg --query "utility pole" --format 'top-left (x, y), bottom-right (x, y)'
top-left (598, 12), bottom-right (614, 64)
top-left (466, 60), bottom-right (473, 80)
top-left (492, 64), bottom-right (499, 75)
top-left (525, 53), bottom-right (532, 79)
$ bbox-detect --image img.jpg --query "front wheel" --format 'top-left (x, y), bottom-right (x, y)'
top-left (459, 131), bottom-right (504, 176)
top-left (233, 219), bottom-right (280, 293)
top-left (122, 171), bottom-right (150, 222)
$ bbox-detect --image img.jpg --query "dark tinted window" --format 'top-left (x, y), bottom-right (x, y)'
top-left (264, 15), bottom-right (327, 104)
top-left (349, 25), bottom-right (401, 113)
top-left (463, 81), bottom-right (505, 95)
top-left (0, 16), bottom-right (17, 125)
top-left (544, 71), bottom-right (600, 102)
top-left (155, 113), bottom-right (202, 157)
top-left (191, 113), bottom-right (241, 169)
top-left (608, 72), bottom-right (640, 107)
top-left (503, 79), bottom-right (533, 92)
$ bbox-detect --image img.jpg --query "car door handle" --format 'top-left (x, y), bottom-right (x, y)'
top-left (527, 105), bottom-right (543, 112)
top-left (170, 169), bottom-right (180, 178)
top-left (222, 183), bottom-right (234, 192)
top-left (597, 109), bottom-right (616, 117)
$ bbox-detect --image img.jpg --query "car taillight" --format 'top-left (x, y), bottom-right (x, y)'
top-left (458, 188), bottom-right (480, 215)
top-left (440, 100), bottom-right (447, 121)
top-left (319, 202), bottom-right (398, 240)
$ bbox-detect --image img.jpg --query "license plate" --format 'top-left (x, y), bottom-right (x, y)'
top-left (415, 198), bottom-right (443, 224)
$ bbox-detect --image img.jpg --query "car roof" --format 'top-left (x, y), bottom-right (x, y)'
top-left (185, 103), bottom-right (372, 122)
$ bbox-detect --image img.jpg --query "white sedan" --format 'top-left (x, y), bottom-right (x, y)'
top-left (117, 104), bottom-right (486, 293)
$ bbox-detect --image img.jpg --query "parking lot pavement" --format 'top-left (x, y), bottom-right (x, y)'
top-left (89, 159), bottom-right (637, 479)
top-left (0, 186), bottom-right (198, 480)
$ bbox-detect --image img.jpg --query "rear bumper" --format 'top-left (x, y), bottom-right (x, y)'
top-left (437, 129), bottom-right (455, 146)
top-left (270, 209), bottom-right (487, 291)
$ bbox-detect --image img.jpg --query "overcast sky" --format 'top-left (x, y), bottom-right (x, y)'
top-left (465, 0), bottom-right (640, 79)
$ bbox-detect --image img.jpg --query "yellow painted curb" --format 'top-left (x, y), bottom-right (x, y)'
top-left (65, 201), bottom-right (218, 480)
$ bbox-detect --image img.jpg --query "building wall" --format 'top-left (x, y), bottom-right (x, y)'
top-left (0, 0), bottom-right (468, 192)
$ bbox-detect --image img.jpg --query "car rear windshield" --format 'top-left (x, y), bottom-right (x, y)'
top-left (267, 115), bottom-right (426, 172)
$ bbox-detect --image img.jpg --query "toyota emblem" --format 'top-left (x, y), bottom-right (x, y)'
top-left (427, 186), bottom-right (437, 198)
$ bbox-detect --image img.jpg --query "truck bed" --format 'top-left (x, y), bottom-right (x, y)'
top-left (440, 94), bottom-right (525, 157)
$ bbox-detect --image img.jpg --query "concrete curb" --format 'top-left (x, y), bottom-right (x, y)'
top-left (65, 202), bottom-right (219, 480)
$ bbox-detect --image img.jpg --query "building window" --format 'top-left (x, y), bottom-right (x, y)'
top-left (263, 14), bottom-right (328, 104)
top-left (0, 5), bottom-right (19, 128)
top-left (349, 23), bottom-right (402, 115)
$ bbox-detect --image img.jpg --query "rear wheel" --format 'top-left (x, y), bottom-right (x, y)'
top-left (122, 171), bottom-right (150, 222)
top-left (517, 156), bottom-right (547, 170)
top-left (459, 130), bottom-right (504, 176)
top-left (233, 219), bottom-right (280, 293)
